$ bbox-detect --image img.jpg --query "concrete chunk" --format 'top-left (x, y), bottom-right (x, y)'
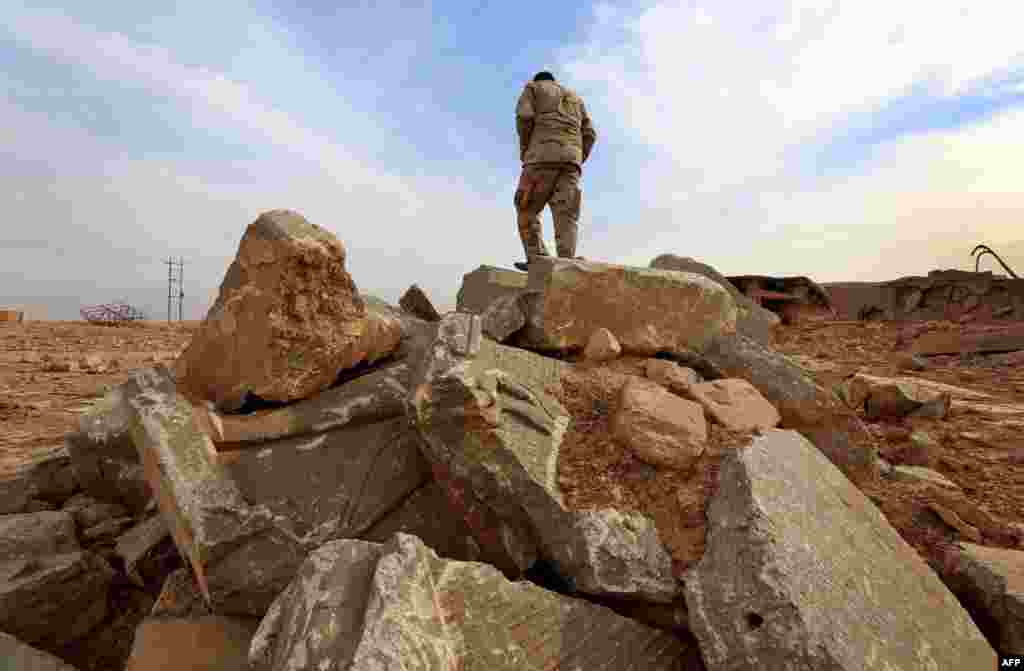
top-left (249, 534), bottom-right (687, 671)
top-left (684, 429), bottom-right (996, 670)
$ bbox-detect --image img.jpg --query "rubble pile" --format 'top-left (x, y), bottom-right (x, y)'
top-left (2, 210), bottom-right (1019, 670)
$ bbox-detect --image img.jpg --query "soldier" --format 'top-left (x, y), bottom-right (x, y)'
top-left (513, 71), bottom-right (597, 271)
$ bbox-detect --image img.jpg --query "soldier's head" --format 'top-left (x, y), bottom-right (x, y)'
top-left (533, 71), bottom-right (555, 82)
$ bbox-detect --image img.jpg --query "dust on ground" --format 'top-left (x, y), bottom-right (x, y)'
top-left (0, 320), bottom-right (197, 472)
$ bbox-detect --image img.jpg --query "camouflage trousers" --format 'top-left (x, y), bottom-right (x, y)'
top-left (514, 163), bottom-right (581, 260)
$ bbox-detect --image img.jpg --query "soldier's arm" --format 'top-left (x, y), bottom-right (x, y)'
top-left (581, 99), bottom-right (597, 164)
top-left (515, 84), bottom-right (535, 161)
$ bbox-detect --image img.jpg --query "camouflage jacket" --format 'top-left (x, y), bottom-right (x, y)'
top-left (515, 80), bottom-right (597, 167)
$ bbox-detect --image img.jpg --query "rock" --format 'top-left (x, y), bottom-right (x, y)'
top-left (41, 358), bottom-right (73, 373)
top-left (78, 354), bottom-right (108, 374)
top-left (701, 333), bottom-right (879, 483)
top-left (685, 378), bottom-right (781, 432)
top-left (864, 383), bottom-right (926, 419)
top-left (520, 257), bottom-right (737, 356)
top-left (174, 210), bottom-right (399, 411)
top-left (684, 429), bottom-right (996, 670)
top-left (480, 292), bottom-right (528, 342)
top-left (128, 366), bottom-right (431, 616)
top-left (0, 551), bottom-right (115, 648)
top-left (893, 351), bottom-right (929, 371)
top-left (398, 283), bottom-right (442, 322)
top-left (909, 392), bottom-right (952, 419)
top-left (583, 327), bottom-right (621, 362)
top-left (115, 515), bottom-right (171, 588)
top-left (126, 616), bottom-right (259, 671)
top-left (455, 264), bottom-right (529, 315)
top-left (410, 314), bottom-right (679, 602)
top-left (152, 568), bottom-right (210, 618)
top-left (0, 511), bottom-right (79, 559)
top-left (82, 516), bottom-right (135, 543)
top-left (65, 382), bottom-right (152, 512)
top-left (899, 430), bottom-right (939, 467)
top-left (22, 445), bottom-right (79, 504)
top-left (644, 358), bottom-right (701, 394)
top-left (62, 493), bottom-right (130, 529)
top-left (930, 502), bottom-right (983, 543)
top-left (889, 465), bottom-right (961, 490)
top-left (0, 631), bottom-right (81, 671)
top-left (194, 361), bottom-right (411, 444)
top-left (650, 254), bottom-right (780, 345)
top-left (912, 323), bottom-right (1024, 356)
top-left (612, 377), bottom-right (707, 469)
top-left (841, 373), bottom-right (953, 420)
top-left (249, 534), bottom-right (687, 671)
top-left (944, 543), bottom-right (1024, 655)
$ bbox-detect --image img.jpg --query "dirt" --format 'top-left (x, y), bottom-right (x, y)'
top-left (0, 320), bottom-right (197, 473)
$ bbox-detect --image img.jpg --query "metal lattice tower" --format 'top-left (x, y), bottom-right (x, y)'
top-left (164, 257), bottom-right (185, 322)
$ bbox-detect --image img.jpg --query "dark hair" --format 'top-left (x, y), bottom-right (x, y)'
top-left (533, 71), bottom-right (555, 82)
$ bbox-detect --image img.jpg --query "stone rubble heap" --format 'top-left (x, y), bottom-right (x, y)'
top-left (1, 210), bottom-right (1016, 671)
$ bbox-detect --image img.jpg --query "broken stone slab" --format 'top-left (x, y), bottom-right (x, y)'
top-left (62, 493), bottom-right (130, 530)
top-left (115, 515), bottom-right (170, 588)
top-left (194, 361), bottom-right (411, 445)
top-left (520, 257), bottom-right (738, 356)
top-left (944, 542), bottom-right (1024, 655)
top-left (0, 551), bottom-right (115, 649)
top-left (174, 209), bottom-right (400, 411)
top-left (650, 254), bottom-right (780, 345)
top-left (361, 481), bottom-right (480, 563)
top-left (82, 516), bottom-right (135, 543)
top-left (455, 264), bottom-right (529, 314)
top-left (0, 446), bottom-right (80, 515)
top-left (128, 365), bottom-right (432, 616)
top-left (612, 377), bottom-right (707, 470)
top-left (126, 616), bottom-right (260, 671)
top-left (684, 429), bottom-right (996, 670)
top-left (685, 378), bottom-right (781, 432)
top-left (249, 533), bottom-right (688, 671)
top-left (0, 511), bottom-right (79, 559)
top-left (410, 314), bottom-right (679, 603)
top-left (480, 292), bottom-right (528, 342)
top-left (66, 381), bottom-right (152, 512)
top-left (0, 631), bottom-right (81, 671)
top-left (398, 283), bottom-right (442, 322)
top-left (700, 332), bottom-right (879, 483)
top-left (840, 373), bottom-right (952, 420)
top-left (889, 465), bottom-right (961, 490)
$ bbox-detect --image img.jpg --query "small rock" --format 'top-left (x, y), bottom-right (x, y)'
top-left (865, 383), bottom-right (923, 420)
top-left (398, 283), bottom-right (442, 322)
top-left (898, 430), bottom-right (939, 467)
top-left (583, 327), bottom-right (621, 362)
top-left (480, 293), bottom-right (527, 342)
top-left (644, 358), bottom-right (701, 395)
top-left (612, 377), bottom-right (707, 470)
top-left (930, 502), bottom-right (982, 543)
top-left (686, 378), bottom-right (781, 432)
top-left (892, 352), bottom-right (929, 371)
top-left (908, 392), bottom-right (952, 420)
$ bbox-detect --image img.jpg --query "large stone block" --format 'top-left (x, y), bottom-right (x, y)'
top-left (126, 616), bottom-right (259, 671)
top-left (521, 258), bottom-right (737, 355)
top-left (0, 632), bottom-right (81, 671)
top-left (0, 511), bottom-right (79, 559)
top-left (410, 314), bottom-right (679, 603)
top-left (650, 254), bottom-right (780, 345)
top-left (127, 366), bottom-right (432, 616)
top-left (249, 534), bottom-right (688, 671)
top-left (455, 264), bottom-right (529, 314)
top-left (65, 383), bottom-right (151, 512)
top-left (684, 429), bottom-right (996, 670)
top-left (944, 542), bottom-right (1024, 655)
top-left (174, 210), bottom-right (400, 411)
top-left (0, 551), bottom-right (114, 648)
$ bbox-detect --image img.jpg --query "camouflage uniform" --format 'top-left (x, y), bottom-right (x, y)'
top-left (515, 79), bottom-right (597, 260)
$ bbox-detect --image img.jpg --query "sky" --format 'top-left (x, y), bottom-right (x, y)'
top-left (2, 1), bottom-right (1024, 320)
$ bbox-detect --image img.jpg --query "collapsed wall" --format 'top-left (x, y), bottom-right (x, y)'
top-left (825, 270), bottom-right (1024, 322)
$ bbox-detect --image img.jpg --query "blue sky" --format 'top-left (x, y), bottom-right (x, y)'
top-left (2, 1), bottom-right (1024, 319)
